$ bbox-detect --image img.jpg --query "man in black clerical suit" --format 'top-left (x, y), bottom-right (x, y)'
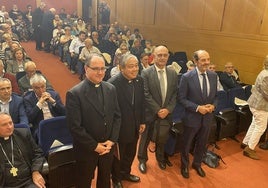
top-left (109, 54), bottom-right (145, 188)
top-left (0, 113), bottom-right (46, 188)
top-left (66, 53), bottom-right (121, 188)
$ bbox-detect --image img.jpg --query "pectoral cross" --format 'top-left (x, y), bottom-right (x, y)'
top-left (10, 167), bottom-right (18, 176)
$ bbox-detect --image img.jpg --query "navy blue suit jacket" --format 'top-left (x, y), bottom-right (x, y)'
top-left (179, 69), bottom-right (218, 127)
top-left (8, 93), bottom-right (29, 125)
top-left (23, 90), bottom-right (66, 131)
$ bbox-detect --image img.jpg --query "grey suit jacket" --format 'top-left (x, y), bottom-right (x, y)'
top-left (141, 65), bottom-right (178, 123)
top-left (248, 69), bottom-right (268, 111)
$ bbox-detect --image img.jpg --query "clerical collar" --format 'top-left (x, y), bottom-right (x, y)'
top-left (87, 79), bottom-right (102, 88)
top-left (120, 73), bottom-right (135, 84)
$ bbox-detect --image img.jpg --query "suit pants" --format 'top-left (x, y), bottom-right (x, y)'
top-left (181, 123), bottom-right (211, 168)
top-left (138, 121), bottom-right (154, 163)
top-left (111, 139), bottom-right (138, 183)
top-left (74, 148), bottom-right (114, 188)
top-left (243, 107), bottom-right (268, 150)
top-left (34, 26), bottom-right (42, 49)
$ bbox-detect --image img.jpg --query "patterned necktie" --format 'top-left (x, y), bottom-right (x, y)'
top-left (159, 70), bottom-right (166, 105)
top-left (201, 73), bottom-right (207, 98)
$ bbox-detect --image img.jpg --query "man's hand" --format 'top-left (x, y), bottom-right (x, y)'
top-left (198, 105), bottom-right (209, 115)
top-left (157, 108), bottom-right (169, 119)
top-left (139, 124), bottom-right (146, 133)
top-left (95, 140), bottom-right (114, 155)
top-left (205, 104), bottom-right (215, 113)
top-left (32, 171), bottom-right (46, 188)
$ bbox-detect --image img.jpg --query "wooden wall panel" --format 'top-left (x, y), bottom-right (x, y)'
top-left (202, 0), bottom-right (225, 30)
top-left (222, 0), bottom-right (265, 34)
top-left (144, 0), bottom-right (156, 25)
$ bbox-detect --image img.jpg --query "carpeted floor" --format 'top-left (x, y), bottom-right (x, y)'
top-left (22, 41), bottom-right (268, 188)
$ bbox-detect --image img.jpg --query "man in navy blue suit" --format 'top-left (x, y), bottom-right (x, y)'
top-left (23, 74), bottom-right (65, 138)
top-left (179, 50), bottom-right (218, 178)
top-left (0, 78), bottom-right (28, 125)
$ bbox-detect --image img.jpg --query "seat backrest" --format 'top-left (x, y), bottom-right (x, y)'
top-left (16, 71), bottom-right (26, 81)
top-left (14, 123), bottom-right (31, 132)
top-left (228, 87), bottom-right (247, 109)
top-left (48, 145), bottom-right (75, 188)
top-left (214, 90), bottom-right (232, 114)
top-left (38, 116), bottom-right (73, 155)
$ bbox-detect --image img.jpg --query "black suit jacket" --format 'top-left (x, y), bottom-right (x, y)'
top-left (66, 79), bottom-right (121, 160)
top-left (108, 73), bottom-right (145, 143)
top-left (219, 72), bottom-right (241, 91)
top-left (0, 129), bottom-right (45, 186)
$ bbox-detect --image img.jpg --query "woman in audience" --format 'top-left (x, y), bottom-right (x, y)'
top-left (6, 47), bottom-right (29, 75)
top-left (76, 18), bottom-right (86, 32)
top-left (53, 14), bottom-right (62, 28)
top-left (14, 13), bottom-right (29, 41)
top-left (78, 38), bottom-right (101, 80)
top-left (144, 40), bottom-right (155, 54)
top-left (59, 26), bottom-right (75, 65)
top-left (130, 38), bottom-right (144, 59)
top-left (139, 53), bottom-right (150, 73)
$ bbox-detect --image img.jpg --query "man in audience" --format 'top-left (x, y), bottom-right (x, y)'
top-left (23, 74), bottom-right (65, 137)
top-left (66, 53), bottom-right (121, 188)
top-left (41, 8), bottom-right (56, 53)
top-left (68, 31), bottom-right (86, 74)
top-left (32, 2), bottom-right (46, 51)
top-left (179, 50), bottom-right (218, 179)
top-left (219, 62), bottom-right (242, 91)
top-left (0, 60), bottom-right (20, 95)
top-left (0, 78), bottom-right (28, 125)
top-left (109, 54), bottom-right (145, 188)
top-left (242, 55), bottom-right (268, 160)
top-left (137, 45), bottom-right (177, 173)
top-left (0, 112), bottom-right (46, 187)
top-left (18, 61), bottom-right (53, 94)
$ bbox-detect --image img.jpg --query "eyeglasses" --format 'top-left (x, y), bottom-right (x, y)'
top-left (87, 66), bottom-right (107, 72)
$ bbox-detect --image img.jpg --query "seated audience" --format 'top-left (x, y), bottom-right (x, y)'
top-left (219, 62), bottom-right (242, 91)
top-left (0, 113), bottom-right (46, 188)
top-left (14, 13), bottom-right (29, 41)
top-left (6, 47), bottom-right (29, 75)
top-left (59, 26), bottom-right (75, 65)
top-left (139, 53), bottom-right (150, 74)
top-left (68, 31), bottom-right (86, 74)
top-left (130, 28), bottom-right (143, 40)
top-left (0, 60), bottom-right (20, 95)
top-left (23, 74), bottom-right (65, 137)
top-left (144, 40), bottom-right (155, 54)
top-left (18, 61), bottom-right (53, 94)
top-left (130, 39), bottom-right (144, 59)
top-left (91, 31), bottom-right (102, 49)
top-left (0, 78), bottom-right (28, 124)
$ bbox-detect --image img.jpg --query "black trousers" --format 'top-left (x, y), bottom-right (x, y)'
top-left (74, 147), bottom-right (114, 188)
top-left (111, 139), bottom-right (138, 183)
top-left (34, 27), bottom-right (42, 49)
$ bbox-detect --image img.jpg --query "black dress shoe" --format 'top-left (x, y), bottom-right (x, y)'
top-left (139, 162), bottom-right (147, 174)
top-left (192, 165), bottom-right (206, 177)
top-left (181, 168), bottom-right (189, 179)
top-left (122, 174), bottom-right (140, 182)
top-left (113, 181), bottom-right (123, 188)
top-left (165, 158), bottom-right (173, 167)
top-left (158, 161), bottom-right (166, 170)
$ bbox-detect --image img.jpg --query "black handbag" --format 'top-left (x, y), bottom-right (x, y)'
top-left (202, 149), bottom-right (226, 168)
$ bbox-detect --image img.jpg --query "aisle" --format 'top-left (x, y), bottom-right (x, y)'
top-left (21, 41), bottom-right (80, 103)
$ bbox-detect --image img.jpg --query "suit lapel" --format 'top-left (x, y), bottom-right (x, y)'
top-left (192, 69), bottom-right (203, 100)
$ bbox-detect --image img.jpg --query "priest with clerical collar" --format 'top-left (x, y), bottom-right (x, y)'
top-left (0, 112), bottom-right (46, 188)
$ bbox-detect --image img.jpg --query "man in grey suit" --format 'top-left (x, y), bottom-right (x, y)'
top-left (242, 55), bottom-right (268, 160)
top-left (137, 45), bottom-right (177, 172)
top-left (66, 53), bottom-right (121, 188)
top-left (179, 50), bottom-right (218, 178)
